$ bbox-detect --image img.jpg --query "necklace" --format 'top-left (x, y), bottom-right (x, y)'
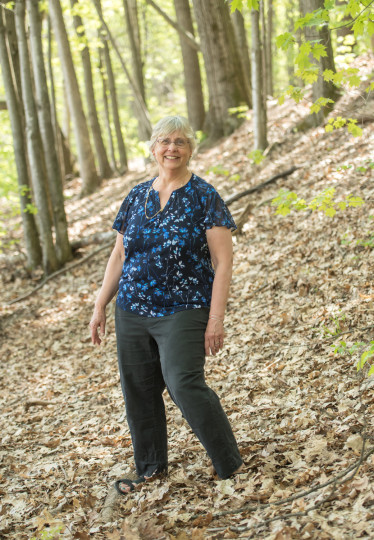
top-left (144, 174), bottom-right (189, 220)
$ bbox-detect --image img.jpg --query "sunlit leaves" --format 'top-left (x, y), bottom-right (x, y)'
top-left (272, 187), bottom-right (364, 218)
top-left (276, 32), bottom-right (296, 51)
top-left (229, 0), bottom-right (259, 12)
top-left (294, 9), bottom-right (329, 31)
top-left (249, 149), bottom-right (265, 165)
top-left (357, 342), bottom-right (374, 375)
top-left (325, 117), bottom-right (363, 137)
top-left (310, 97), bottom-right (334, 114)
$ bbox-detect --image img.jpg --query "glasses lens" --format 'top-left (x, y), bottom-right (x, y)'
top-left (158, 138), bottom-right (188, 148)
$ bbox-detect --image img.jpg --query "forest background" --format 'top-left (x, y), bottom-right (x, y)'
top-left (0, 0), bottom-right (374, 538)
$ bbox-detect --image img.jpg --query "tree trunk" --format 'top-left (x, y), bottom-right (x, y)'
top-left (192, 0), bottom-right (251, 143)
top-left (266, 0), bottom-right (273, 96)
top-left (260, 0), bottom-right (267, 104)
top-left (14, 1), bottom-right (59, 273)
top-left (231, 9), bottom-right (252, 107)
top-left (93, 0), bottom-right (152, 141)
top-left (70, 0), bottom-right (113, 179)
top-left (48, 0), bottom-right (99, 196)
top-left (251, 8), bottom-right (268, 150)
top-left (0, 5), bottom-right (41, 270)
top-left (174, 0), bottom-right (205, 131)
top-left (98, 46), bottom-right (116, 172)
top-left (27, 0), bottom-right (72, 265)
top-left (300, 0), bottom-right (339, 125)
top-left (123, 0), bottom-right (150, 141)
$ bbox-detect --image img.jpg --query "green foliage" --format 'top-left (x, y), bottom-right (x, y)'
top-left (229, 0), bottom-right (259, 12)
top-left (30, 525), bottom-right (64, 540)
top-left (332, 339), bottom-right (374, 378)
top-left (206, 165), bottom-right (241, 183)
top-left (248, 149), bottom-right (265, 165)
top-left (322, 312), bottom-right (347, 337)
top-left (310, 97), bottom-right (334, 114)
top-left (271, 187), bottom-right (364, 217)
top-left (325, 117), bottom-right (363, 137)
top-left (228, 105), bottom-right (249, 119)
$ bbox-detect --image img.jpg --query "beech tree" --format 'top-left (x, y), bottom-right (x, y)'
top-left (70, 0), bottom-right (113, 179)
top-left (27, 0), bottom-right (72, 264)
top-left (251, 7), bottom-right (268, 150)
top-left (49, 0), bottom-right (99, 196)
top-left (15, 1), bottom-right (59, 273)
top-left (0, 4), bottom-right (41, 269)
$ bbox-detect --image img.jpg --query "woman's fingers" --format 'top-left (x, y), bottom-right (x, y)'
top-left (89, 311), bottom-right (106, 346)
top-left (205, 319), bottom-right (225, 356)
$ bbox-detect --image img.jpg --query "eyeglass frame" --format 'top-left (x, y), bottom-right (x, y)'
top-left (156, 137), bottom-right (191, 148)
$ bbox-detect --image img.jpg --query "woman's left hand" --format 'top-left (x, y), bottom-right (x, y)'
top-left (205, 318), bottom-right (225, 356)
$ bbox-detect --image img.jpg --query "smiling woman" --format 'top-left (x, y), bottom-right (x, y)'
top-left (89, 115), bottom-right (243, 495)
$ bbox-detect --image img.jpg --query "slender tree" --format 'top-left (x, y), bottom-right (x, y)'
top-left (70, 0), bottom-right (113, 179)
top-left (192, 0), bottom-right (251, 142)
top-left (27, 0), bottom-right (72, 264)
top-left (98, 46), bottom-right (116, 171)
top-left (14, 0), bottom-right (59, 273)
top-left (49, 0), bottom-right (99, 196)
top-left (0, 4), bottom-right (41, 269)
top-left (123, 0), bottom-right (149, 141)
top-left (251, 7), bottom-right (268, 149)
top-left (174, 0), bottom-right (205, 131)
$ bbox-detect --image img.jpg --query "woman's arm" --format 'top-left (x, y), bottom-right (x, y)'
top-left (205, 226), bottom-right (234, 356)
top-left (89, 233), bottom-right (125, 345)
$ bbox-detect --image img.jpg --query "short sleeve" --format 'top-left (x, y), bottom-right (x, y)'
top-left (203, 189), bottom-right (237, 232)
top-left (112, 193), bottom-right (131, 234)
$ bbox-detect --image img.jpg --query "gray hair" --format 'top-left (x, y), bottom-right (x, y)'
top-left (148, 116), bottom-right (197, 155)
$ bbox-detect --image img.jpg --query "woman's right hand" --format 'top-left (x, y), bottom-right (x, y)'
top-left (89, 306), bottom-right (106, 346)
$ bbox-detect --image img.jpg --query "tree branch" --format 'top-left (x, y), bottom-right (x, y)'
top-left (145, 0), bottom-right (200, 51)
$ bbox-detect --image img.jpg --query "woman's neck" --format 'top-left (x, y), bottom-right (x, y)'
top-left (157, 169), bottom-right (190, 189)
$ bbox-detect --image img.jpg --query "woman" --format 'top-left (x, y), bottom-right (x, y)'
top-left (89, 116), bottom-right (243, 494)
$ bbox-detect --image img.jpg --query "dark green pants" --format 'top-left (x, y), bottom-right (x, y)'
top-left (115, 305), bottom-right (242, 480)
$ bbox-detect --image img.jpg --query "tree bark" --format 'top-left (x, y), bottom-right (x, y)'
top-left (98, 46), bottom-right (116, 172)
top-left (266, 0), bottom-right (273, 96)
top-left (48, 0), bottom-right (99, 196)
top-left (300, 0), bottom-right (339, 125)
top-left (70, 0), bottom-right (113, 179)
top-left (192, 0), bottom-right (251, 143)
top-left (27, 0), bottom-right (72, 265)
top-left (0, 5), bottom-right (41, 270)
top-left (123, 0), bottom-right (150, 142)
top-left (14, 1), bottom-right (59, 273)
top-left (174, 0), bottom-right (205, 131)
top-left (101, 33), bottom-right (128, 173)
top-left (251, 8), bottom-right (268, 150)
top-left (93, 0), bottom-right (152, 141)
top-left (231, 9), bottom-right (252, 107)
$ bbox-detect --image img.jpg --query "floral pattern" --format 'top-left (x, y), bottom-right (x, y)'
top-left (112, 173), bottom-right (236, 317)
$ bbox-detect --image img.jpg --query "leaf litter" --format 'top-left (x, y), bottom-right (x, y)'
top-left (0, 55), bottom-right (374, 539)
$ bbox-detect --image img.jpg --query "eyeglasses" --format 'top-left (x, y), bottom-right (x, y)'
top-left (156, 137), bottom-right (190, 148)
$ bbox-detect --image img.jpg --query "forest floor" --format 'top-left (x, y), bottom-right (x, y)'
top-left (1, 55), bottom-right (374, 540)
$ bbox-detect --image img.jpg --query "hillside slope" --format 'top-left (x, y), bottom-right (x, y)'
top-left (0, 55), bottom-right (373, 539)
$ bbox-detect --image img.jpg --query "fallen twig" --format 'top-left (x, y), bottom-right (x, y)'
top-left (225, 166), bottom-right (300, 206)
top-left (7, 241), bottom-right (114, 305)
top-left (24, 400), bottom-right (57, 411)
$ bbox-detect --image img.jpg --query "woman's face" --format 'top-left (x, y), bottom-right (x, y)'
top-left (152, 130), bottom-right (192, 172)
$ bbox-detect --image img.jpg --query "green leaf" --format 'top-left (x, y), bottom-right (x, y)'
top-left (312, 43), bottom-right (327, 60)
top-left (368, 365), bottom-right (374, 377)
top-left (276, 32), bottom-right (296, 51)
top-left (229, 0), bottom-right (244, 12)
top-left (325, 207), bottom-right (336, 217)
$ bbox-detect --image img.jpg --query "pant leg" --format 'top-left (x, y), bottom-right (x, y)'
top-left (115, 305), bottom-right (168, 477)
top-left (151, 307), bottom-right (243, 480)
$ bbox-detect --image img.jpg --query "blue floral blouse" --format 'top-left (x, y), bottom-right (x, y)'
top-left (112, 173), bottom-right (236, 317)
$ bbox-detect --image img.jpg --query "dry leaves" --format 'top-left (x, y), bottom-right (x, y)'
top-left (0, 55), bottom-right (374, 539)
